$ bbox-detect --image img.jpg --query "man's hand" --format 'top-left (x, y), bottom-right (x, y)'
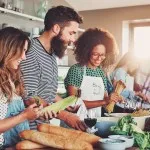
top-left (66, 105), bottom-right (81, 113)
top-left (58, 111), bottom-right (87, 131)
top-left (25, 97), bottom-right (49, 107)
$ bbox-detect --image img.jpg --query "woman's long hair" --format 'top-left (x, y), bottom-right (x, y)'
top-left (0, 27), bottom-right (30, 102)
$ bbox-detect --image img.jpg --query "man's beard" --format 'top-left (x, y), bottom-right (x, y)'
top-left (51, 34), bottom-right (68, 59)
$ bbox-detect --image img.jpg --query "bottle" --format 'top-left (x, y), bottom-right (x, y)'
top-left (0, 0), bottom-right (7, 8)
top-left (19, 0), bottom-right (24, 13)
top-left (12, 0), bottom-right (20, 12)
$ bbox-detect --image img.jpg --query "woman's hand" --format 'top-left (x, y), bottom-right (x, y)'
top-left (136, 91), bottom-right (148, 101)
top-left (109, 92), bottom-right (124, 103)
top-left (41, 110), bottom-right (58, 120)
top-left (22, 103), bottom-right (42, 120)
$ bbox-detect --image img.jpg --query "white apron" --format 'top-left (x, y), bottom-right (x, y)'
top-left (76, 66), bottom-right (105, 119)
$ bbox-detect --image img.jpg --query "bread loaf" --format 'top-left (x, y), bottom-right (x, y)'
top-left (16, 140), bottom-right (47, 149)
top-left (38, 124), bottom-right (100, 145)
top-left (19, 130), bottom-right (93, 150)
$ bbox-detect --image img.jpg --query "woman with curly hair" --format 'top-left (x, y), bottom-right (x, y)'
top-left (0, 27), bottom-right (44, 148)
top-left (64, 28), bottom-right (122, 118)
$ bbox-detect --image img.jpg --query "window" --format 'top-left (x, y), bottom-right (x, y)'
top-left (130, 22), bottom-right (150, 59)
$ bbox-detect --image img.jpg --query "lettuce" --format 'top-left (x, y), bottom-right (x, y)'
top-left (110, 115), bottom-right (150, 149)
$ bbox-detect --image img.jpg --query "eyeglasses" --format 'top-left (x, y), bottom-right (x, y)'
top-left (91, 53), bottom-right (106, 59)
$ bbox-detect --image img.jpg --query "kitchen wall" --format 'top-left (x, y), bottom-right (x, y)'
top-left (79, 5), bottom-right (150, 55)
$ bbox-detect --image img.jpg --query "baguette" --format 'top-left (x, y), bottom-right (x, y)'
top-left (38, 124), bottom-right (100, 145)
top-left (16, 140), bottom-right (47, 149)
top-left (19, 130), bottom-right (93, 150)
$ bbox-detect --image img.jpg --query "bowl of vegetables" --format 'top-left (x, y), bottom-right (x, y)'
top-left (104, 112), bottom-right (150, 130)
top-left (110, 115), bottom-right (150, 150)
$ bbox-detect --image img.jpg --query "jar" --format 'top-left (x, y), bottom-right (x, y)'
top-left (7, 0), bottom-right (13, 9)
top-left (19, 0), bottom-right (24, 13)
top-left (34, 0), bottom-right (48, 19)
top-left (12, 0), bottom-right (21, 12)
top-left (0, 0), bottom-right (7, 8)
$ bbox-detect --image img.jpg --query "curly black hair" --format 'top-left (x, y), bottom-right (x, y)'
top-left (74, 28), bottom-right (119, 67)
top-left (44, 5), bottom-right (83, 31)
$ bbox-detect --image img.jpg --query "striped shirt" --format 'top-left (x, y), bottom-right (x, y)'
top-left (21, 38), bottom-right (58, 102)
top-left (21, 38), bottom-right (58, 129)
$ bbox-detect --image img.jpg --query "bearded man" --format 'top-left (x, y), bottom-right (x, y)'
top-left (21, 5), bottom-right (86, 131)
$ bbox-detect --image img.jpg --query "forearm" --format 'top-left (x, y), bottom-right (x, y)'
top-left (56, 110), bottom-right (70, 121)
top-left (0, 113), bottom-right (27, 133)
top-left (83, 99), bottom-right (108, 109)
top-left (54, 94), bottom-right (62, 102)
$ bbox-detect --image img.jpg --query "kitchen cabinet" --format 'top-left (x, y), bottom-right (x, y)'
top-left (0, 7), bottom-right (84, 38)
top-left (0, 7), bottom-right (43, 22)
top-left (0, 6), bottom-right (43, 37)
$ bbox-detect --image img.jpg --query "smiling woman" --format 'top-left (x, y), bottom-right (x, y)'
top-left (63, 28), bottom-right (122, 128)
top-left (0, 27), bottom-right (30, 100)
top-left (8, 40), bottom-right (28, 70)
top-left (0, 27), bottom-right (42, 149)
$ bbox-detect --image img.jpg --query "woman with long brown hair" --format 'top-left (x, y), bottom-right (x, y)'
top-left (0, 27), bottom-right (42, 148)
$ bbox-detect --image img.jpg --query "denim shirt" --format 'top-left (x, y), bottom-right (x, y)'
top-left (3, 96), bottom-right (30, 148)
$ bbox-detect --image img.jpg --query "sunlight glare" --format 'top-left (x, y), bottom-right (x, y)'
top-left (134, 27), bottom-right (150, 59)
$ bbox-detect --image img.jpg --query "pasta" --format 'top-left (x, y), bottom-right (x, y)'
top-left (131, 109), bottom-right (150, 117)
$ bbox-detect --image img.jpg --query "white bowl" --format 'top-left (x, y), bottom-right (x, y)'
top-left (96, 117), bottom-right (118, 137)
top-left (108, 135), bottom-right (134, 148)
top-left (98, 138), bottom-right (126, 150)
top-left (104, 113), bottom-right (149, 130)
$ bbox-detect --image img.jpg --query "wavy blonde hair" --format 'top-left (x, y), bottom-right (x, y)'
top-left (0, 27), bottom-right (30, 102)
